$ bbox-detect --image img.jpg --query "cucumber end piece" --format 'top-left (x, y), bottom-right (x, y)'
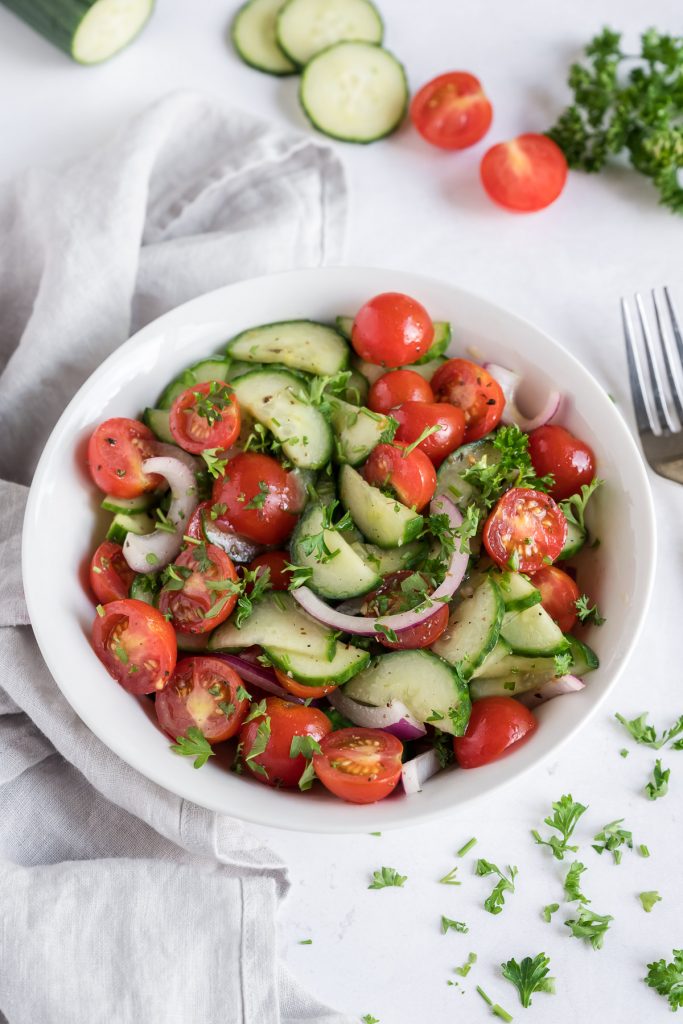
top-left (71, 0), bottom-right (155, 64)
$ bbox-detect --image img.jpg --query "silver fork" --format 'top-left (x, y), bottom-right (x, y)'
top-left (621, 287), bottom-right (683, 484)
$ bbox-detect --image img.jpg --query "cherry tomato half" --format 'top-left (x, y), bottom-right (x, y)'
top-left (411, 71), bottom-right (493, 150)
top-left (239, 696), bottom-right (331, 788)
top-left (480, 133), bottom-right (568, 213)
top-left (248, 550), bottom-right (291, 591)
top-left (89, 541), bottom-right (136, 604)
top-left (529, 565), bottom-right (580, 633)
top-left (274, 667), bottom-right (337, 700)
top-left (393, 401), bottom-right (466, 467)
top-left (483, 487), bottom-right (567, 573)
top-left (313, 728), bottom-right (403, 804)
top-left (431, 359), bottom-right (505, 443)
top-left (212, 453), bottom-right (296, 546)
top-left (87, 418), bottom-right (161, 499)
top-left (368, 369), bottom-right (434, 414)
top-left (362, 570), bottom-right (449, 649)
top-left (156, 656), bottom-right (249, 743)
top-left (351, 293), bottom-right (434, 367)
top-left (158, 543), bottom-right (238, 635)
top-left (169, 380), bottom-right (240, 455)
top-left (528, 425), bottom-right (596, 501)
top-left (454, 697), bottom-right (537, 768)
top-left (92, 598), bottom-right (177, 694)
top-left (362, 443), bottom-right (437, 511)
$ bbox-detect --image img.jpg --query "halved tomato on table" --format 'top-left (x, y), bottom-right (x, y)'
top-left (362, 443), bottom-right (436, 511)
top-left (212, 452), bottom-right (296, 546)
top-left (158, 543), bottom-right (239, 634)
top-left (89, 540), bottom-right (136, 604)
top-left (156, 656), bottom-right (249, 743)
top-left (351, 293), bottom-right (434, 367)
top-left (480, 133), bottom-right (568, 213)
top-left (431, 359), bottom-right (505, 443)
top-left (87, 418), bottom-right (161, 498)
top-left (239, 696), bottom-right (332, 788)
top-left (483, 487), bottom-right (567, 573)
top-left (169, 380), bottom-right (240, 455)
top-left (368, 369), bottom-right (434, 414)
top-left (454, 697), bottom-right (537, 768)
top-left (313, 728), bottom-right (403, 804)
top-left (411, 71), bottom-right (493, 150)
top-left (92, 598), bottom-right (177, 694)
top-left (393, 401), bottom-right (466, 466)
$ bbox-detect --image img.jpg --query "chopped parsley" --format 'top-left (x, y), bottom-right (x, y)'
top-left (644, 949), bottom-right (683, 1011)
top-left (401, 423), bottom-right (443, 457)
top-left (559, 478), bottom-right (602, 535)
top-left (432, 730), bottom-right (455, 769)
top-left (191, 381), bottom-right (235, 427)
top-left (244, 716), bottom-right (271, 779)
top-left (531, 794), bottom-right (587, 860)
top-left (645, 759), bottom-right (670, 800)
top-left (298, 938), bottom-right (313, 945)
top-left (639, 891), bottom-right (662, 913)
top-left (475, 859), bottom-right (518, 915)
top-left (284, 562), bottom-right (314, 590)
top-left (462, 424), bottom-right (554, 511)
top-left (290, 735), bottom-right (322, 760)
top-left (235, 567), bottom-right (272, 628)
top-left (368, 866), bottom-right (407, 890)
top-left (564, 908), bottom-right (613, 950)
top-left (210, 501), bottom-right (227, 520)
top-left (592, 819), bottom-right (633, 864)
top-left (457, 836), bottom-right (478, 857)
top-left (563, 861), bottom-right (590, 903)
top-left (244, 481), bottom-right (270, 511)
top-left (243, 699), bottom-right (268, 724)
top-left (553, 651), bottom-right (573, 677)
top-left (361, 1016), bottom-right (380, 1024)
top-left (454, 952), bottom-right (477, 977)
top-left (575, 593), bottom-right (605, 625)
top-left (441, 916), bottom-right (468, 934)
top-left (475, 985), bottom-right (513, 1022)
top-left (170, 727), bottom-right (214, 769)
top-left (542, 903), bottom-right (560, 923)
top-left (615, 711), bottom-right (683, 750)
top-left (438, 866), bottom-right (461, 886)
top-left (201, 447), bottom-right (228, 478)
top-left (500, 953), bottom-right (555, 1008)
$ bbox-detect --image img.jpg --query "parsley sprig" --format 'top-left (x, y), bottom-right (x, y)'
top-left (559, 478), bottom-right (602, 534)
top-left (615, 711), bottom-right (683, 750)
top-left (475, 859), bottom-right (518, 915)
top-left (645, 759), bottom-right (670, 800)
top-left (462, 424), bottom-right (554, 511)
top-left (532, 794), bottom-right (588, 860)
top-left (441, 916), bottom-right (468, 934)
top-left (564, 861), bottom-right (590, 904)
top-left (645, 949), bottom-right (683, 1010)
top-left (500, 953), bottom-right (556, 1008)
top-left (575, 593), bottom-right (606, 625)
top-left (565, 908), bottom-right (613, 950)
top-left (368, 866), bottom-right (407, 890)
top-left (170, 727), bottom-right (214, 769)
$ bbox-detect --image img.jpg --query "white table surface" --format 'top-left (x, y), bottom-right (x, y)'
top-left (2, 1), bottom-right (681, 1020)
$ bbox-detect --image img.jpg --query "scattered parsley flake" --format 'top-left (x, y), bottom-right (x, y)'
top-left (439, 867), bottom-right (461, 886)
top-left (454, 952), bottom-right (477, 977)
top-left (500, 953), bottom-right (555, 1008)
top-left (639, 844), bottom-right (651, 858)
top-left (475, 985), bottom-right (513, 1022)
top-left (244, 717), bottom-right (271, 779)
top-left (298, 938), bottom-right (313, 945)
top-left (564, 908), bottom-right (613, 950)
top-left (201, 448), bottom-right (228, 479)
top-left (645, 759), bottom-right (670, 800)
top-left (639, 891), bottom-right (662, 913)
top-left (95, 604), bottom-right (105, 617)
top-left (441, 916), bottom-right (468, 934)
top-left (236, 684), bottom-right (251, 703)
top-left (542, 903), bottom-right (560, 923)
top-left (475, 859), bottom-right (518, 915)
top-left (368, 867), bottom-right (407, 890)
top-left (564, 861), bottom-right (590, 903)
top-left (616, 711), bottom-right (683, 750)
top-left (553, 651), bottom-right (573, 677)
top-left (243, 699), bottom-right (268, 724)
top-left (170, 727), bottom-right (214, 769)
top-left (592, 819), bottom-right (633, 864)
top-left (457, 837), bottom-right (478, 857)
top-left (559, 478), bottom-right (603, 534)
top-left (361, 1015), bottom-right (380, 1024)
top-left (575, 593), bottom-right (605, 625)
top-left (532, 794), bottom-right (587, 860)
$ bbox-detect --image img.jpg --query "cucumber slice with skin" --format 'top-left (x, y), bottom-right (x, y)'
top-left (559, 518), bottom-right (586, 560)
top-left (432, 576), bottom-right (504, 678)
top-left (344, 368), bottom-right (369, 406)
top-left (500, 603), bottom-right (569, 657)
top-left (436, 439), bottom-right (500, 508)
top-left (343, 649), bottom-right (471, 737)
top-left (328, 398), bottom-right (391, 466)
top-left (338, 464), bottom-right (423, 549)
top-left (208, 593), bottom-right (334, 656)
top-left (4, 0), bottom-right (155, 64)
top-left (232, 0), bottom-right (297, 75)
top-left (470, 634), bottom-right (599, 698)
top-left (101, 492), bottom-right (155, 515)
top-left (495, 571), bottom-right (542, 613)
top-left (143, 408), bottom-right (174, 444)
top-left (264, 642), bottom-right (369, 686)
top-left (470, 639), bottom-right (513, 679)
top-left (106, 511), bottom-right (156, 545)
top-left (566, 635), bottom-right (599, 675)
top-left (157, 357), bottom-right (230, 410)
top-left (225, 360), bottom-right (258, 383)
top-left (350, 539), bottom-right (427, 574)
top-left (276, 0), bottom-right (382, 66)
top-left (231, 369), bottom-right (333, 469)
top-left (227, 321), bottom-right (349, 377)
top-left (300, 42), bottom-right (408, 144)
top-left (289, 504), bottom-right (380, 599)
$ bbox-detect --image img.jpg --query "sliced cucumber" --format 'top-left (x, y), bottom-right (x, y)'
top-left (264, 642), bottom-right (369, 686)
top-left (470, 639), bottom-right (513, 679)
top-left (329, 398), bottom-right (390, 466)
top-left (436, 439), bottom-right (500, 508)
top-left (101, 492), bottom-right (155, 515)
top-left (500, 604), bottom-right (568, 657)
top-left (350, 539), bottom-right (427, 574)
top-left (289, 504), bottom-right (380, 599)
top-left (470, 674), bottom-right (553, 700)
top-left (232, 0), bottom-right (297, 75)
top-left (227, 320), bottom-right (348, 376)
top-left (207, 592), bottom-right (333, 656)
top-left (402, 358), bottom-right (447, 381)
top-left (11, 0), bottom-right (155, 65)
top-left (338, 316), bottom-right (451, 365)
top-left (344, 368), bottom-right (369, 406)
top-left (276, 0), bottom-right (382, 66)
top-left (343, 650), bottom-right (471, 737)
top-left (566, 635), bottom-right (599, 675)
top-left (157, 357), bottom-right (230, 410)
top-left (129, 573), bottom-right (159, 605)
top-left (495, 571), bottom-right (542, 613)
top-left (231, 369), bottom-right (332, 469)
top-left (432, 576), bottom-right (504, 678)
top-left (338, 464), bottom-right (423, 549)
top-left (469, 635), bottom-right (599, 699)
top-left (225, 360), bottom-right (258, 383)
top-left (106, 511), bottom-right (156, 545)
top-left (300, 42), bottom-right (407, 144)
top-left (143, 408), bottom-right (174, 444)
top-left (335, 316), bottom-right (354, 339)
top-left (350, 356), bottom-right (384, 386)
top-left (559, 518), bottom-right (586, 560)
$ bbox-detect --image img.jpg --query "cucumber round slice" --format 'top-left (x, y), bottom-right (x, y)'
top-left (432, 576), bottom-right (504, 678)
top-left (276, 0), bottom-right (382, 66)
top-left (71, 0), bottom-right (154, 64)
top-left (338, 465), bottom-right (423, 549)
top-left (227, 320), bottom-right (349, 376)
top-left (232, 0), bottom-right (297, 75)
top-left (300, 42), bottom-right (408, 144)
top-left (290, 504), bottom-right (380, 599)
top-left (343, 649), bottom-right (471, 736)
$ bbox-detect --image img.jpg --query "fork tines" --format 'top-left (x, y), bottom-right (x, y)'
top-left (622, 287), bottom-right (683, 437)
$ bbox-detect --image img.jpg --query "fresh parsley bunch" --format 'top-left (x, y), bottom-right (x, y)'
top-left (548, 28), bottom-right (683, 213)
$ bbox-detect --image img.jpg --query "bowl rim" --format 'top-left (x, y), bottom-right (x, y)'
top-left (22, 265), bottom-right (657, 833)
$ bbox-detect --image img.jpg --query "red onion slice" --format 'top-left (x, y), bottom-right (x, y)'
top-left (152, 442), bottom-right (200, 474)
top-left (401, 748), bottom-right (443, 796)
top-left (485, 362), bottom-right (561, 433)
top-left (123, 456), bottom-right (197, 573)
top-left (328, 688), bottom-right (427, 741)
top-left (517, 674), bottom-right (585, 708)
top-left (210, 653), bottom-right (306, 703)
top-left (292, 494), bottom-right (467, 637)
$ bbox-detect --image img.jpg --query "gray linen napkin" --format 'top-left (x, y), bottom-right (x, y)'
top-left (0, 92), bottom-right (352, 1024)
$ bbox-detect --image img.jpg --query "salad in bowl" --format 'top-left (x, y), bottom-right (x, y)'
top-left (85, 290), bottom-right (603, 805)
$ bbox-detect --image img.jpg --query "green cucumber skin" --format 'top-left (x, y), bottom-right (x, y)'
top-left (231, 0), bottom-right (297, 76)
top-left (1, 0), bottom-right (154, 62)
top-left (264, 644), bottom-right (370, 685)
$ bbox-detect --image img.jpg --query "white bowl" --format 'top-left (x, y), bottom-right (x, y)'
top-left (23, 267), bottom-right (656, 833)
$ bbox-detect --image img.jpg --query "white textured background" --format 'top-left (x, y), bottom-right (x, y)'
top-left (2, 1), bottom-right (681, 1021)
